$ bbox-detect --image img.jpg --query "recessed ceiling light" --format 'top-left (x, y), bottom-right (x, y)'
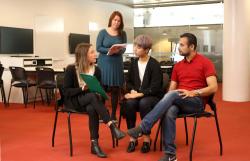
top-left (197, 26), bottom-right (209, 29)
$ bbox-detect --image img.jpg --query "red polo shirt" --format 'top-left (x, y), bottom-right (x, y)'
top-left (171, 53), bottom-right (216, 90)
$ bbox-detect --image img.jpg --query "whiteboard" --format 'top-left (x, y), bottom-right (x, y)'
top-left (35, 16), bottom-right (65, 59)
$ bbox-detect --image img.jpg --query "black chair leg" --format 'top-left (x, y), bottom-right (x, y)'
top-left (51, 89), bottom-right (55, 102)
top-left (21, 88), bottom-right (25, 105)
top-left (0, 87), bottom-right (2, 101)
top-left (50, 89), bottom-right (54, 104)
top-left (116, 107), bottom-right (123, 146)
top-left (47, 89), bottom-right (51, 105)
top-left (7, 85), bottom-right (12, 106)
top-left (39, 88), bottom-right (44, 104)
top-left (3, 87), bottom-right (6, 105)
top-left (46, 89), bottom-right (49, 105)
top-left (154, 118), bottom-right (163, 151)
top-left (190, 117), bottom-right (197, 161)
top-left (214, 111), bottom-right (223, 156)
top-left (115, 136), bottom-right (118, 146)
top-left (24, 87), bottom-right (29, 108)
top-left (54, 89), bottom-right (58, 111)
top-left (1, 85), bottom-right (6, 106)
top-left (184, 117), bottom-right (189, 145)
top-left (67, 112), bottom-right (73, 157)
top-left (0, 86), bottom-right (2, 101)
top-left (33, 87), bottom-right (38, 108)
top-left (112, 134), bottom-right (116, 148)
top-left (46, 89), bottom-right (52, 105)
top-left (52, 110), bottom-right (59, 147)
top-left (21, 87), bottom-right (28, 108)
top-left (0, 86), bottom-right (3, 102)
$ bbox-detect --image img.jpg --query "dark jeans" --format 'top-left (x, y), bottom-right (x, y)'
top-left (125, 96), bottom-right (159, 135)
top-left (77, 93), bottom-right (111, 140)
top-left (140, 91), bottom-right (204, 154)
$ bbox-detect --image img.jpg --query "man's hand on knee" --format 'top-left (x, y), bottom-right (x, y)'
top-left (176, 89), bottom-right (197, 98)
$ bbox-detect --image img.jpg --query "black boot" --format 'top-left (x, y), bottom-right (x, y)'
top-left (110, 122), bottom-right (126, 140)
top-left (91, 140), bottom-right (107, 158)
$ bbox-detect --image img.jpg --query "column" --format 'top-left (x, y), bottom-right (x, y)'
top-left (223, 0), bottom-right (250, 101)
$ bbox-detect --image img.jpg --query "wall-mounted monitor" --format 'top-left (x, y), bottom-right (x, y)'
top-left (69, 33), bottom-right (90, 54)
top-left (0, 26), bottom-right (33, 54)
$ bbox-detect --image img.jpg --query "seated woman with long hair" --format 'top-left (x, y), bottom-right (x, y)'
top-left (64, 43), bottom-right (125, 158)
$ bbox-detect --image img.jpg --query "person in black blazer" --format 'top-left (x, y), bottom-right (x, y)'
top-left (124, 35), bottom-right (163, 153)
top-left (64, 43), bottom-right (125, 158)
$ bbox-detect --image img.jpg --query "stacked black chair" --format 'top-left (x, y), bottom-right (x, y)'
top-left (8, 66), bottom-right (36, 107)
top-left (0, 66), bottom-right (7, 106)
top-left (33, 67), bottom-right (56, 108)
top-left (52, 72), bottom-right (116, 157)
top-left (153, 94), bottom-right (223, 161)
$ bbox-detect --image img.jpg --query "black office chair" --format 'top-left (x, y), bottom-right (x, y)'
top-left (0, 66), bottom-right (7, 106)
top-left (159, 60), bottom-right (168, 66)
top-left (52, 73), bottom-right (116, 156)
top-left (33, 67), bottom-right (56, 108)
top-left (8, 66), bottom-right (36, 107)
top-left (153, 94), bottom-right (223, 161)
top-left (123, 60), bottom-right (131, 70)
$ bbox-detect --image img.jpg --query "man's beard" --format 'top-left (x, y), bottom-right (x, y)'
top-left (180, 51), bottom-right (190, 57)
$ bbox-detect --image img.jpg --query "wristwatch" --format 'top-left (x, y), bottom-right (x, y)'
top-left (195, 89), bottom-right (202, 96)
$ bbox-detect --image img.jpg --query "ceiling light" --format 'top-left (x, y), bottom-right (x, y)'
top-left (162, 30), bottom-right (167, 35)
top-left (196, 26), bottom-right (209, 29)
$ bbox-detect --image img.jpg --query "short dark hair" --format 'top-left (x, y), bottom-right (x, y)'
top-left (180, 33), bottom-right (197, 50)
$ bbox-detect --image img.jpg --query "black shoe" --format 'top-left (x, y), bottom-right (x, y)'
top-left (127, 140), bottom-right (138, 153)
top-left (91, 140), bottom-right (107, 158)
top-left (110, 122), bottom-right (126, 140)
top-left (140, 140), bottom-right (151, 153)
top-left (127, 126), bottom-right (143, 139)
top-left (158, 154), bottom-right (177, 161)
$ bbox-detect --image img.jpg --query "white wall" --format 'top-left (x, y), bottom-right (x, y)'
top-left (0, 0), bottom-right (134, 68)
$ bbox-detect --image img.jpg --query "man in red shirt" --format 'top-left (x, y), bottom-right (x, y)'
top-left (127, 33), bottom-right (218, 161)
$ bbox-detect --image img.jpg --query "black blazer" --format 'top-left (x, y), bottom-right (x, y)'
top-left (64, 64), bottom-right (101, 109)
top-left (126, 57), bottom-right (164, 98)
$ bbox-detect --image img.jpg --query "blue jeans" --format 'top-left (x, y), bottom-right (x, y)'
top-left (140, 91), bottom-right (204, 155)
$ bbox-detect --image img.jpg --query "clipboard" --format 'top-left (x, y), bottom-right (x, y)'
top-left (79, 73), bottom-right (108, 100)
top-left (107, 43), bottom-right (127, 55)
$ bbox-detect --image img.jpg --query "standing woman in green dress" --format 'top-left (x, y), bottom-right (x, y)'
top-left (96, 11), bottom-right (127, 120)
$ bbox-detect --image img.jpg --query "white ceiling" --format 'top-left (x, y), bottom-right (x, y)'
top-left (96, 0), bottom-right (223, 8)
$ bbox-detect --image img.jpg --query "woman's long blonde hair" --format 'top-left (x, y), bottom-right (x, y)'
top-left (75, 43), bottom-right (92, 73)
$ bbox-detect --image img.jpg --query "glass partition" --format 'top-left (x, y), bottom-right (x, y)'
top-left (134, 24), bottom-right (223, 81)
